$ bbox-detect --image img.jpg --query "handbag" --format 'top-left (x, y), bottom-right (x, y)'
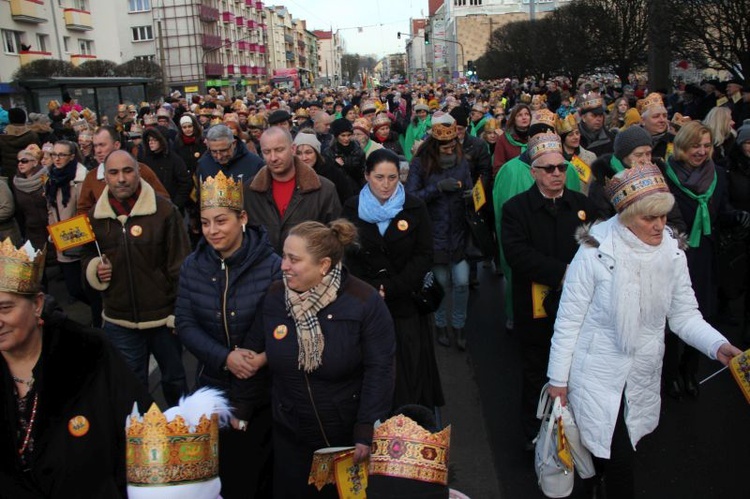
top-left (411, 271), bottom-right (445, 315)
top-left (534, 384), bottom-right (596, 497)
top-left (464, 202), bottom-right (495, 262)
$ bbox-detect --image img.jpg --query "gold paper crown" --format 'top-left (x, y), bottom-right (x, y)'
top-left (0, 239), bottom-right (46, 294)
top-left (295, 107), bottom-right (310, 118)
top-left (247, 114), bottom-right (267, 128)
top-left (128, 104), bottom-right (138, 112)
top-left (414, 98), bottom-right (430, 112)
top-left (519, 92), bottom-right (532, 104)
top-left (126, 403), bottom-right (219, 486)
top-left (605, 163), bottom-right (669, 213)
top-left (369, 414), bottom-right (451, 486)
top-left (528, 132), bottom-right (563, 161)
top-left (431, 121), bottom-right (457, 141)
top-left (555, 113), bottom-right (579, 135)
top-left (200, 171), bottom-right (243, 211)
top-left (531, 109), bottom-right (556, 130)
top-left (530, 94), bottom-right (547, 110)
top-left (48, 100), bottom-right (60, 112)
top-left (372, 113), bottom-right (392, 129)
top-left (580, 94), bottom-right (604, 112)
top-left (483, 118), bottom-right (499, 132)
top-left (637, 92), bottom-right (666, 115)
top-left (353, 117), bottom-right (372, 133)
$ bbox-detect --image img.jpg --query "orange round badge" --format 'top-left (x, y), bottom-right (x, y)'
top-left (68, 415), bottom-right (90, 437)
top-left (397, 220), bottom-right (409, 231)
top-left (273, 325), bottom-right (288, 340)
top-left (578, 210), bottom-right (586, 221)
top-left (130, 225), bottom-right (143, 237)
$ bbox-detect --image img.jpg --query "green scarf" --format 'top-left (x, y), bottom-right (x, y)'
top-left (664, 163), bottom-right (717, 248)
top-left (364, 140), bottom-right (374, 154)
top-left (505, 130), bottom-right (527, 153)
top-left (469, 116), bottom-right (488, 137)
top-left (400, 116), bottom-right (431, 161)
top-left (609, 156), bottom-right (625, 174)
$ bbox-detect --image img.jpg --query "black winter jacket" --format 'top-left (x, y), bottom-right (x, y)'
top-left (323, 140), bottom-right (367, 189)
top-left (138, 133), bottom-right (192, 210)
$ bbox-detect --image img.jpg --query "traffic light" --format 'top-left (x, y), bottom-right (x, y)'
top-left (397, 32), bottom-right (401, 39)
top-left (424, 33), bottom-right (430, 45)
top-left (466, 60), bottom-right (475, 77)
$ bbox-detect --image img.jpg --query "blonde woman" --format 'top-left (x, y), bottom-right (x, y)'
top-left (703, 106), bottom-right (736, 167)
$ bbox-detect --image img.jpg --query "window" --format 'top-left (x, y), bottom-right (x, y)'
top-left (2, 30), bottom-right (22, 54)
top-left (134, 54), bottom-right (155, 61)
top-left (79, 39), bottom-right (93, 55)
top-left (74, 0), bottom-right (89, 10)
top-left (63, 36), bottom-right (71, 53)
top-left (37, 34), bottom-right (49, 53)
top-left (128, 0), bottom-right (151, 12)
top-left (132, 26), bottom-right (154, 42)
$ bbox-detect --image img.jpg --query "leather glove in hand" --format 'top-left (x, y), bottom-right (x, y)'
top-left (437, 177), bottom-right (461, 192)
top-left (735, 210), bottom-right (750, 229)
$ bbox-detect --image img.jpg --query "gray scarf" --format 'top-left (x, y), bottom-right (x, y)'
top-left (13, 166), bottom-right (47, 194)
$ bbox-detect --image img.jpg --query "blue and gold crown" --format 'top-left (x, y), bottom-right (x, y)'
top-left (200, 171), bottom-right (243, 211)
top-left (0, 239), bottom-right (46, 295)
top-left (528, 132), bottom-right (562, 162)
top-left (605, 163), bottom-right (669, 213)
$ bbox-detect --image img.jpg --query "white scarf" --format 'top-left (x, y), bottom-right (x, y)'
top-left (610, 219), bottom-right (673, 354)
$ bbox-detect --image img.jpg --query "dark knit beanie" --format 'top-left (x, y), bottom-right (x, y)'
top-left (449, 107), bottom-right (470, 127)
top-left (330, 117), bottom-right (353, 136)
top-left (8, 107), bottom-right (27, 125)
top-left (736, 119), bottom-right (750, 146)
top-left (613, 126), bottom-right (653, 160)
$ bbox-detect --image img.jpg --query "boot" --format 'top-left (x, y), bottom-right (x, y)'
top-left (455, 328), bottom-right (466, 351)
top-left (436, 327), bottom-right (450, 347)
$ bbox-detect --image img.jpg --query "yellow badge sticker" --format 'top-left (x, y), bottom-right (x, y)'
top-left (532, 282), bottom-right (551, 319)
top-left (578, 210), bottom-right (586, 221)
top-left (273, 324), bottom-right (288, 340)
top-left (571, 155), bottom-right (591, 183)
top-left (68, 415), bottom-right (90, 437)
top-left (397, 220), bottom-right (409, 231)
top-left (130, 225), bottom-right (143, 237)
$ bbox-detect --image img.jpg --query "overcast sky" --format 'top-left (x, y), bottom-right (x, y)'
top-left (268, 0), bottom-right (427, 57)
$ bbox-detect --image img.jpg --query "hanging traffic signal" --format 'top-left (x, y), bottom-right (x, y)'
top-left (466, 60), bottom-right (475, 76)
top-left (397, 32), bottom-right (401, 39)
top-left (424, 33), bottom-right (430, 45)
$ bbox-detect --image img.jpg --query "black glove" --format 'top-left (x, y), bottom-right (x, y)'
top-left (437, 178), bottom-right (461, 192)
top-left (735, 210), bottom-right (750, 229)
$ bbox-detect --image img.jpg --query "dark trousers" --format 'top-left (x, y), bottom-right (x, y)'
top-left (585, 395), bottom-right (635, 499)
top-left (520, 329), bottom-right (552, 440)
top-left (272, 427), bottom-right (339, 499)
top-left (219, 405), bottom-right (274, 499)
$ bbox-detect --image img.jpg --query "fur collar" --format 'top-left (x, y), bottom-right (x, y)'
top-left (248, 157), bottom-right (321, 193)
top-left (575, 218), bottom-right (689, 251)
top-left (93, 179), bottom-right (157, 220)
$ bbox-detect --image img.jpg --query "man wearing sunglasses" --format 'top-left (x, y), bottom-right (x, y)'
top-left (500, 131), bottom-right (596, 451)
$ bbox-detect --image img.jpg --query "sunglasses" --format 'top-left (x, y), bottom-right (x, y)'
top-left (17, 158), bottom-right (33, 164)
top-left (534, 163), bottom-right (568, 173)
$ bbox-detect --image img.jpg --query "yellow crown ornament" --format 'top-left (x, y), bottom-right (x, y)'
top-left (605, 163), bottom-right (669, 213)
top-left (200, 171), bottom-right (243, 211)
top-left (531, 109), bottom-right (557, 130)
top-left (125, 388), bottom-right (230, 489)
top-left (0, 239), bottom-right (46, 295)
top-left (555, 113), bottom-right (579, 135)
top-left (369, 414), bottom-right (451, 485)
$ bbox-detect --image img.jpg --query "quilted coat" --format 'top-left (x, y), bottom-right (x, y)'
top-left (547, 217), bottom-right (728, 458)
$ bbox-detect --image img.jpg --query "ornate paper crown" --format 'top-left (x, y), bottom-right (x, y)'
top-left (519, 92), bottom-right (532, 104)
top-left (126, 402), bottom-right (219, 486)
top-left (200, 171), bottom-right (243, 211)
top-left (372, 113), bottom-right (392, 130)
top-left (483, 118), bottom-right (499, 132)
top-left (431, 115), bottom-right (457, 141)
top-left (605, 163), bottom-right (669, 213)
top-left (555, 113), bottom-right (578, 135)
top-left (247, 114), bottom-right (267, 128)
top-left (530, 94), bottom-right (547, 109)
top-left (580, 94), bottom-right (604, 112)
top-left (531, 109), bottom-right (556, 130)
top-left (353, 117), bottom-right (372, 133)
top-left (48, 100), bottom-right (60, 112)
top-left (637, 92), bottom-right (666, 115)
top-left (369, 414), bottom-right (451, 485)
top-left (528, 132), bottom-right (563, 162)
top-left (0, 239), bottom-right (46, 295)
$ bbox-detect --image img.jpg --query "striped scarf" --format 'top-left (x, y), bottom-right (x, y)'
top-left (284, 262), bottom-right (342, 373)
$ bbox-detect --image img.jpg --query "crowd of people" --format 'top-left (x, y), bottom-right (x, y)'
top-left (0, 73), bottom-right (748, 498)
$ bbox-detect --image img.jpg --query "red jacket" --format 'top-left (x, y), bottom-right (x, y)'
top-left (492, 131), bottom-right (526, 177)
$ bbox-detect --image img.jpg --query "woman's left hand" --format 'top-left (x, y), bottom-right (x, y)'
top-left (716, 343), bottom-right (743, 366)
top-left (352, 443), bottom-right (371, 464)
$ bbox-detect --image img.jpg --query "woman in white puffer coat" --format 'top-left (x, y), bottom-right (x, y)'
top-left (546, 163), bottom-right (741, 499)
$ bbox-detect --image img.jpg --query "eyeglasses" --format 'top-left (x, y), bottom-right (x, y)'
top-left (17, 158), bottom-right (33, 164)
top-left (209, 145), bottom-right (233, 155)
top-left (50, 153), bottom-right (72, 159)
top-left (533, 163), bottom-right (568, 174)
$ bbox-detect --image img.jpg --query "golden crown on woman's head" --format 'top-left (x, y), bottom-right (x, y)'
top-left (605, 163), bottom-right (669, 213)
top-left (555, 113), bottom-right (579, 135)
top-left (200, 171), bottom-right (243, 211)
top-left (0, 239), bottom-right (46, 295)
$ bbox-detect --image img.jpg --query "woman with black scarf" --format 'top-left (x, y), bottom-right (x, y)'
top-left (45, 140), bottom-right (88, 304)
top-left (323, 118), bottom-right (367, 190)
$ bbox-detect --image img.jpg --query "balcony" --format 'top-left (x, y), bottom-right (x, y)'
top-left (237, 40), bottom-right (250, 51)
top-left (70, 54), bottom-right (96, 66)
top-left (247, 19), bottom-right (256, 29)
top-left (63, 8), bottom-right (93, 31)
top-left (10, 0), bottom-right (46, 23)
top-left (235, 16), bottom-right (244, 27)
top-left (19, 50), bottom-right (52, 65)
top-left (226, 64), bottom-right (237, 74)
top-left (221, 11), bottom-right (235, 23)
top-left (202, 34), bottom-right (222, 49)
top-left (258, 45), bottom-right (266, 54)
top-left (299, 55), bottom-right (306, 65)
top-left (259, 23), bottom-right (267, 31)
top-left (204, 62), bottom-right (223, 76)
top-left (199, 5), bottom-right (219, 22)
top-left (285, 51), bottom-right (294, 61)
top-left (283, 34), bottom-right (294, 44)
top-left (239, 65), bottom-right (250, 75)
top-left (255, 1), bottom-right (264, 11)
top-left (297, 39), bottom-right (305, 49)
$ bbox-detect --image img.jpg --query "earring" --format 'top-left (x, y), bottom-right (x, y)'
top-left (242, 223), bottom-right (246, 233)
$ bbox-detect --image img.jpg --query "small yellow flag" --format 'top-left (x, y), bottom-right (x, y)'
top-left (472, 179), bottom-right (486, 212)
top-left (333, 451), bottom-right (368, 499)
top-left (570, 156), bottom-right (591, 183)
top-left (47, 214), bottom-right (96, 252)
top-left (532, 282), bottom-right (551, 319)
top-left (729, 348), bottom-right (750, 404)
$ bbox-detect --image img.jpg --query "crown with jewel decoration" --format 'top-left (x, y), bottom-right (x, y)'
top-left (636, 92), bottom-right (667, 117)
top-left (605, 163), bottom-right (669, 213)
top-left (0, 239), bottom-right (46, 295)
top-left (531, 109), bottom-right (556, 130)
top-left (369, 414), bottom-right (451, 485)
top-left (200, 171), bottom-right (243, 211)
top-left (528, 132), bottom-right (563, 162)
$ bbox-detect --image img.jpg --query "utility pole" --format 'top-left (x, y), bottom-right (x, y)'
top-left (155, 1), bottom-right (168, 96)
top-left (648, 0), bottom-right (671, 92)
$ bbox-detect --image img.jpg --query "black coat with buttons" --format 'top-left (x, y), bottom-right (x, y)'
top-left (342, 193), bottom-right (434, 318)
top-left (236, 269), bottom-right (396, 448)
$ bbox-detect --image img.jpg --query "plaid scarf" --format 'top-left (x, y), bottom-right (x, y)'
top-left (284, 262), bottom-right (342, 373)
